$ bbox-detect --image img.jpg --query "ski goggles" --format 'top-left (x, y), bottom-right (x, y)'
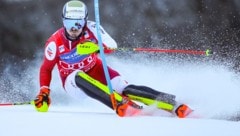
top-left (63, 18), bottom-right (86, 30)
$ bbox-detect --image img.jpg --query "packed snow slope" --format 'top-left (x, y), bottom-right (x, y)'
top-left (1, 53), bottom-right (240, 136)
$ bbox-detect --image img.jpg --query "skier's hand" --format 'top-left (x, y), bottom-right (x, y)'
top-left (32, 87), bottom-right (51, 112)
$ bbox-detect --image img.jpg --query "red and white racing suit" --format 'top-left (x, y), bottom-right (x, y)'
top-left (40, 21), bottom-right (127, 99)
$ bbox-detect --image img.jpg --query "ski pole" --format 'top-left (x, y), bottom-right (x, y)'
top-left (94, 0), bottom-right (117, 110)
top-left (0, 101), bottom-right (32, 106)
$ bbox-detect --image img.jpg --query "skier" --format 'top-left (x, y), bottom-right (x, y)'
top-left (33, 0), bottom-right (192, 118)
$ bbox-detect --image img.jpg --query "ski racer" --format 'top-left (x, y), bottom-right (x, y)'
top-left (33, 0), bottom-right (192, 118)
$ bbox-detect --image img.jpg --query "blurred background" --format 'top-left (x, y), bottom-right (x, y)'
top-left (0, 0), bottom-right (240, 102)
top-left (1, 0), bottom-right (240, 70)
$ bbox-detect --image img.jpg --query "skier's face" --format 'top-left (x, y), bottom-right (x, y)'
top-left (63, 18), bottom-right (85, 40)
top-left (66, 27), bottom-right (82, 39)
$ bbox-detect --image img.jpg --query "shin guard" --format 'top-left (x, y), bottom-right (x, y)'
top-left (123, 85), bottom-right (176, 111)
top-left (75, 71), bottom-right (123, 109)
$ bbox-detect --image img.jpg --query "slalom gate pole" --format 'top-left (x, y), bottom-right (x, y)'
top-left (111, 48), bottom-right (212, 56)
top-left (94, 0), bottom-right (117, 110)
top-left (0, 101), bottom-right (32, 106)
top-left (76, 44), bottom-right (212, 56)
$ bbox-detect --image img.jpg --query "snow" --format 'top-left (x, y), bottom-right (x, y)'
top-left (1, 55), bottom-right (240, 136)
top-left (0, 105), bottom-right (239, 136)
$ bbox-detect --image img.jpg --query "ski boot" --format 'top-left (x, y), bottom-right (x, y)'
top-left (174, 104), bottom-right (193, 118)
top-left (116, 97), bottom-right (143, 117)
